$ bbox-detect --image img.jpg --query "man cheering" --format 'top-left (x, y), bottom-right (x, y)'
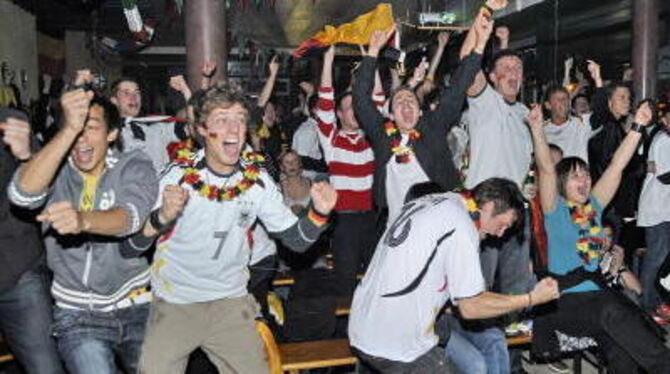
top-left (349, 178), bottom-right (559, 372)
top-left (127, 82), bottom-right (337, 373)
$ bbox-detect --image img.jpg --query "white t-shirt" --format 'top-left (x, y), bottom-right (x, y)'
top-left (122, 117), bottom-right (179, 175)
top-left (348, 192), bottom-right (485, 362)
top-left (543, 115), bottom-right (593, 162)
top-left (292, 117), bottom-right (323, 180)
top-left (152, 152), bottom-right (297, 304)
top-left (638, 131), bottom-right (670, 227)
top-left (385, 134), bottom-right (430, 222)
top-left (465, 84), bottom-right (532, 189)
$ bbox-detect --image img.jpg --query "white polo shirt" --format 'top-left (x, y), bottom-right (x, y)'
top-left (348, 192), bottom-right (485, 362)
top-left (465, 84), bottom-right (531, 189)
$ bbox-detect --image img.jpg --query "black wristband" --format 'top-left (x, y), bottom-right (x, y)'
top-left (309, 206), bottom-right (330, 219)
top-left (630, 122), bottom-right (643, 133)
top-left (149, 209), bottom-right (173, 234)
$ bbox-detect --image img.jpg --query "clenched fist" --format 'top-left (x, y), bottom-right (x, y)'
top-left (158, 185), bottom-right (189, 224)
top-left (61, 89), bottom-right (94, 135)
top-left (529, 277), bottom-right (560, 306)
top-left (1, 117), bottom-right (31, 160)
top-left (37, 201), bottom-right (86, 235)
top-left (634, 101), bottom-right (653, 127)
top-left (310, 182), bottom-right (337, 216)
top-left (169, 75), bottom-right (192, 100)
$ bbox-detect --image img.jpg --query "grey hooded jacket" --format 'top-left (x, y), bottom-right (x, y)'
top-left (8, 149), bottom-right (158, 310)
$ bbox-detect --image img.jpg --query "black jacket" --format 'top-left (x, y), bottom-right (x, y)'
top-left (588, 87), bottom-right (645, 217)
top-left (353, 52), bottom-right (483, 208)
top-left (0, 145), bottom-right (43, 293)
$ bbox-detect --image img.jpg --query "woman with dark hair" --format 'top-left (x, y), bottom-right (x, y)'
top-left (527, 101), bottom-right (670, 373)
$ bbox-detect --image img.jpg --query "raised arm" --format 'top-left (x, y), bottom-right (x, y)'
top-left (586, 60), bottom-right (608, 131)
top-left (414, 32), bottom-right (450, 102)
top-left (426, 11), bottom-right (490, 133)
top-left (407, 57), bottom-right (428, 90)
top-left (352, 28), bottom-right (395, 141)
top-left (495, 26), bottom-right (509, 50)
top-left (528, 104), bottom-right (558, 212)
top-left (314, 45), bottom-right (338, 143)
top-left (257, 56), bottom-right (280, 108)
top-left (427, 32), bottom-right (450, 82)
top-left (592, 101), bottom-right (651, 207)
top-left (562, 57), bottom-right (573, 88)
top-left (200, 61), bottom-right (217, 90)
top-left (18, 89), bottom-right (92, 195)
top-left (320, 46), bottom-right (335, 89)
top-left (169, 75), bottom-right (192, 102)
top-left (462, 8), bottom-right (496, 97)
top-left (389, 65), bottom-right (402, 91)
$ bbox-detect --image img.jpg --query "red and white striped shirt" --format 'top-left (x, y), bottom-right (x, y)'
top-left (315, 87), bottom-right (377, 212)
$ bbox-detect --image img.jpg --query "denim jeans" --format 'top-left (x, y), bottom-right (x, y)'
top-left (641, 222), bottom-right (670, 312)
top-left (0, 262), bottom-right (64, 374)
top-left (52, 303), bottom-right (150, 374)
top-left (450, 317), bottom-right (509, 374)
top-left (445, 329), bottom-right (487, 374)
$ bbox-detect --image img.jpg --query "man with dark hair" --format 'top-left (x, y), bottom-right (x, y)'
top-left (460, 4), bottom-right (537, 372)
top-left (0, 108), bottom-right (64, 373)
top-left (108, 75), bottom-right (181, 173)
top-left (314, 45), bottom-right (377, 295)
top-left (8, 88), bottom-right (158, 374)
top-left (572, 93), bottom-right (591, 116)
top-left (128, 82), bottom-right (337, 373)
top-left (543, 84), bottom-right (595, 162)
top-left (349, 178), bottom-right (559, 372)
top-left (353, 7), bottom-right (492, 224)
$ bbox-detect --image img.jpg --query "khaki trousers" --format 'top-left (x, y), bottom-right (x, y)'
top-left (139, 295), bottom-right (269, 374)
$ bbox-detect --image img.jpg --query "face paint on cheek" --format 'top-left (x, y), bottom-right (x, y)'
top-left (208, 132), bottom-right (219, 139)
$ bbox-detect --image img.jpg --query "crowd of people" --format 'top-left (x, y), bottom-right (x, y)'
top-left (1, 0), bottom-right (670, 373)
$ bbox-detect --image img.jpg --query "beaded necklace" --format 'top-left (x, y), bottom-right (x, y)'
top-left (384, 121), bottom-right (420, 164)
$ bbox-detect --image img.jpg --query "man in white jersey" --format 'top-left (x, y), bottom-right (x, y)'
top-left (349, 178), bottom-right (559, 372)
top-left (127, 82), bottom-right (337, 373)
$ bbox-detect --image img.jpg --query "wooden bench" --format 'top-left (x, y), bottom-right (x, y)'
top-left (335, 296), bottom-right (351, 316)
top-left (256, 320), bottom-right (357, 374)
top-left (506, 332), bottom-right (532, 346)
top-left (272, 273), bottom-right (364, 287)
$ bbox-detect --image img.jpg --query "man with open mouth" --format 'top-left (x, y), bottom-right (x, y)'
top-left (127, 82), bottom-right (337, 374)
top-left (349, 178), bottom-right (560, 372)
top-left (353, 7), bottom-right (492, 226)
top-left (9, 88), bottom-right (158, 374)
